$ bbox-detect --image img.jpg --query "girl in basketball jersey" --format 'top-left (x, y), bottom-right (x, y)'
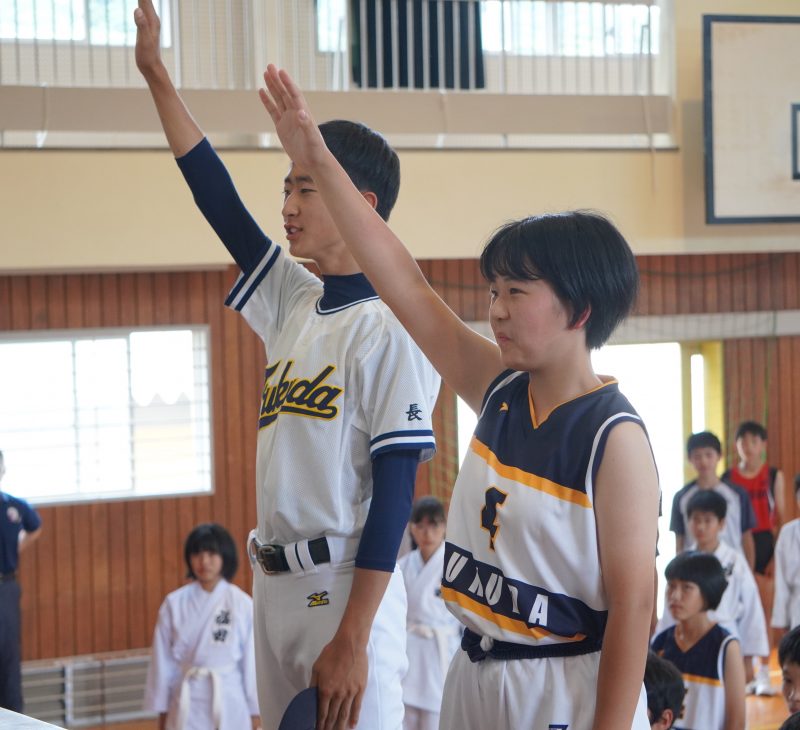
top-left (651, 552), bottom-right (746, 730)
top-left (259, 67), bottom-right (660, 729)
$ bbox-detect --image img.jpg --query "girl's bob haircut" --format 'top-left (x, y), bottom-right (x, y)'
top-left (184, 522), bottom-right (239, 581)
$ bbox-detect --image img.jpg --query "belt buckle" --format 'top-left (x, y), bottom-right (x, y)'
top-left (256, 543), bottom-right (283, 576)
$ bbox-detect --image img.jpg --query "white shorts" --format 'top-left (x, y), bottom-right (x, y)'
top-left (439, 645), bottom-right (650, 730)
top-left (252, 560), bottom-right (407, 730)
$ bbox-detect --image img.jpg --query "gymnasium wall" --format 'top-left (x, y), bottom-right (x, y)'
top-left (3, 0), bottom-right (800, 274)
top-left (3, 250), bottom-right (799, 661)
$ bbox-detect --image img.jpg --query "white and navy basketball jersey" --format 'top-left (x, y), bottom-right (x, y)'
top-left (651, 624), bottom-right (736, 730)
top-left (442, 370), bottom-right (646, 650)
top-left (226, 241), bottom-right (440, 545)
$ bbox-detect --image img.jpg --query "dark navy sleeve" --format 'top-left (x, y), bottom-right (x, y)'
top-left (669, 490), bottom-right (685, 536)
top-left (18, 499), bottom-right (41, 533)
top-left (738, 486), bottom-right (756, 532)
top-left (175, 138), bottom-right (272, 275)
top-left (355, 450), bottom-right (420, 572)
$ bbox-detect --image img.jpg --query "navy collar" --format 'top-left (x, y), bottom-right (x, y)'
top-left (318, 273), bottom-right (378, 313)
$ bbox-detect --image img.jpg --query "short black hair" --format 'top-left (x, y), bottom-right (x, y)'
top-left (686, 489), bottom-right (727, 521)
top-left (184, 523), bottom-right (238, 581)
top-left (644, 651), bottom-right (685, 728)
top-left (664, 551), bottom-right (727, 611)
top-left (780, 712), bottom-right (800, 730)
top-left (686, 431), bottom-right (722, 457)
top-left (319, 120), bottom-right (400, 221)
top-left (410, 496), bottom-right (446, 524)
top-left (478, 211), bottom-right (639, 349)
top-left (735, 420), bottom-right (767, 441)
top-left (779, 625), bottom-right (800, 667)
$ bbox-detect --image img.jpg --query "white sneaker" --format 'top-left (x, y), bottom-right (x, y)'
top-left (754, 665), bottom-right (778, 696)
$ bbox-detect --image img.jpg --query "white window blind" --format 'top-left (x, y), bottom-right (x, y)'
top-left (0, 326), bottom-right (212, 504)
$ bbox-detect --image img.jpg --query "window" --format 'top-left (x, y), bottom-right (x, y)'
top-left (0, 327), bottom-right (212, 504)
top-left (0, 0), bottom-right (172, 46)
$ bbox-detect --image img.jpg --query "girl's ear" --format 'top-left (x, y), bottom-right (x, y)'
top-left (571, 306), bottom-right (591, 330)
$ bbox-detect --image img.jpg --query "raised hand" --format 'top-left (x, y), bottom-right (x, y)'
top-left (133, 0), bottom-right (163, 76)
top-left (259, 65), bottom-right (329, 172)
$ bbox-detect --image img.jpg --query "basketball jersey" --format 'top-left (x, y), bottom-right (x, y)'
top-left (651, 624), bottom-right (736, 730)
top-left (442, 371), bottom-right (646, 649)
top-left (227, 241), bottom-right (440, 545)
top-left (726, 464), bottom-right (774, 532)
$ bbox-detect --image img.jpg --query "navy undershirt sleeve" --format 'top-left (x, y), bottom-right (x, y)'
top-left (355, 450), bottom-right (420, 572)
top-left (175, 138), bottom-right (271, 275)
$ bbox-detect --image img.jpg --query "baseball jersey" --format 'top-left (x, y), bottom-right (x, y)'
top-left (670, 480), bottom-right (755, 555)
top-left (655, 541), bottom-right (768, 657)
top-left (1, 492), bottom-right (41, 574)
top-left (651, 624), bottom-right (736, 730)
top-left (227, 241), bottom-right (440, 546)
top-left (772, 518), bottom-right (800, 629)
top-left (441, 371), bottom-right (647, 650)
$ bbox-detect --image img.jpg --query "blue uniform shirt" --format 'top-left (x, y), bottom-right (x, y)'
top-left (1, 492), bottom-right (41, 574)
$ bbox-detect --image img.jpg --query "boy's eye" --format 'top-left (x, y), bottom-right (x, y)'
top-left (300, 187), bottom-right (315, 194)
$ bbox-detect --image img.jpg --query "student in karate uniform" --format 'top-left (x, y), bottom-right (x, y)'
top-left (144, 524), bottom-right (260, 730)
top-left (399, 497), bottom-right (462, 730)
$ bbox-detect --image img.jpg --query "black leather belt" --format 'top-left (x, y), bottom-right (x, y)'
top-left (0, 572), bottom-right (16, 584)
top-left (253, 537), bottom-right (330, 574)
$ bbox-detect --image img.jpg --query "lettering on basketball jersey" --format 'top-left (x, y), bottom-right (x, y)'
top-left (307, 590), bottom-right (330, 607)
top-left (529, 594), bottom-right (549, 626)
top-left (480, 486), bottom-right (508, 550)
top-left (548, 725), bottom-right (568, 729)
top-left (259, 360), bottom-right (343, 428)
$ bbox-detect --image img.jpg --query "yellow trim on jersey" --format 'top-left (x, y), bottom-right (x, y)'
top-left (683, 672), bottom-right (722, 687)
top-left (528, 377), bottom-right (619, 428)
top-left (470, 437), bottom-right (593, 508)
top-left (441, 586), bottom-right (587, 642)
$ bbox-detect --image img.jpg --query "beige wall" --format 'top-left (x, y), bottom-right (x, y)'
top-left (2, 0), bottom-right (799, 273)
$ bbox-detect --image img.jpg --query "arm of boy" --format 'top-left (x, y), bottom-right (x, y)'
top-left (722, 639), bottom-right (746, 730)
top-left (593, 422), bottom-right (660, 730)
top-left (258, 65), bottom-right (504, 413)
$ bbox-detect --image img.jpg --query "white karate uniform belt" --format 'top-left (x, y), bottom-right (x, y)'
top-left (408, 622), bottom-right (461, 679)
top-left (247, 530), bottom-right (358, 575)
top-left (175, 663), bottom-right (234, 730)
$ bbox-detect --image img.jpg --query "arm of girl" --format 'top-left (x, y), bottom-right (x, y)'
top-left (722, 639), bottom-right (746, 730)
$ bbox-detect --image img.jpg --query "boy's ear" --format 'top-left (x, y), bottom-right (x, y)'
top-left (361, 190), bottom-right (378, 211)
top-left (653, 707), bottom-right (675, 730)
top-left (571, 306), bottom-right (591, 330)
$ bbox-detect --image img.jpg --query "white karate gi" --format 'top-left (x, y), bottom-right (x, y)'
top-left (144, 580), bottom-right (259, 730)
top-left (399, 545), bottom-right (462, 730)
top-left (773, 518), bottom-right (800, 630)
top-left (655, 541), bottom-right (768, 657)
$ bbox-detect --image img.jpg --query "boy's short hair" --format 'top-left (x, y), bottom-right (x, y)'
top-left (184, 523), bottom-right (238, 581)
top-left (686, 431), bottom-right (722, 457)
top-left (319, 120), bottom-right (400, 221)
top-left (779, 626), bottom-right (800, 667)
top-left (478, 210), bottom-right (638, 349)
top-left (779, 712), bottom-right (800, 730)
top-left (410, 496), bottom-right (446, 524)
top-left (735, 420), bottom-right (768, 441)
top-left (686, 489), bottom-right (727, 521)
top-left (665, 551), bottom-right (727, 610)
top-left (644, 651), bottom-right (685, 728)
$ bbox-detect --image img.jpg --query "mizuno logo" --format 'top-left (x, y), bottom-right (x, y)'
top-left (499, 402), bottom-right (509, 412)
top-left (307, 591), bottom-right (330, 607)
top-left (259, 360), bottom-right (343, 428)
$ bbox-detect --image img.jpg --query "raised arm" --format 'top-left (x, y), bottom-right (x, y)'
top-left (258, 66), bottom-right (503, 412)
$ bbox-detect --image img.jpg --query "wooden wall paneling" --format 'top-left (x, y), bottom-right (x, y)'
top-left (702, 255), bottom-right (720, 314)
top-left (688, 255), bottom-right (705, 314)
top-left (758, 255), bottom-right (776, 312)
top-left (790, 336), bottom-right (800, 522)
top-left (89, 500), bottom-right (111, 654)
top-left (714, 254), bottom-right (733, 314)
top-left (28, 276), bottom-right (48, 329)
top-left (787, 255), bottom-right (800, 310)
top-left (100, 274), bottom-right (121, 327)
top-left (125, 499), bottom-right (147, 648)
top-left (660, 256), bottom-right (679, 316)
top-left (675, 256), bottom-right (692, 315)
top-left (107, 501), bottom-right (130, 651)
top-left (0, 277), bottom-right (10, 329)
top-left (82, 275), bottom-right (102, 327)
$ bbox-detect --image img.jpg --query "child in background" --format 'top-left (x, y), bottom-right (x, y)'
top-left (773, 476), bottom-right (800, 643)
top-left (398, 497), bottom-right (462, 730)
top-left (651, 552), bottom-right (745, 730)
top-left (643, 651), bottom-right (685, 729)
top-left (657, 490), bottom-right (771, 693)
top-left (779, 713), bottom-right (800, 730)
top-left (670, 431), bottom-right (756, 566)
top-left (779, 626), bottom-right (800, 717)
top-left (144, 524), bottom-right (260, 730)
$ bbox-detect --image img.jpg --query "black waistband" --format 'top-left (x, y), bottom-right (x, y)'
top-left (461, 627), bottom-right (602, 662)
top-left (254, 537), bottom-right (330, 574)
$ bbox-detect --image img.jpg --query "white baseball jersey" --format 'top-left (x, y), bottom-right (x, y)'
top-left (439, 371), bottom-right (651, 730)
top-left (651, 624), bottom-right (737, 730)
top-left (655, 541), bottom-right (768, 656)
top-left (399, 544), bottom-right (462, 715)
top-left (144, 580), bottom-right (258, 730)
top-left (226, 241), bottom-right (440, 546)
top-left (772, 518), bottom-right (800, 629)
